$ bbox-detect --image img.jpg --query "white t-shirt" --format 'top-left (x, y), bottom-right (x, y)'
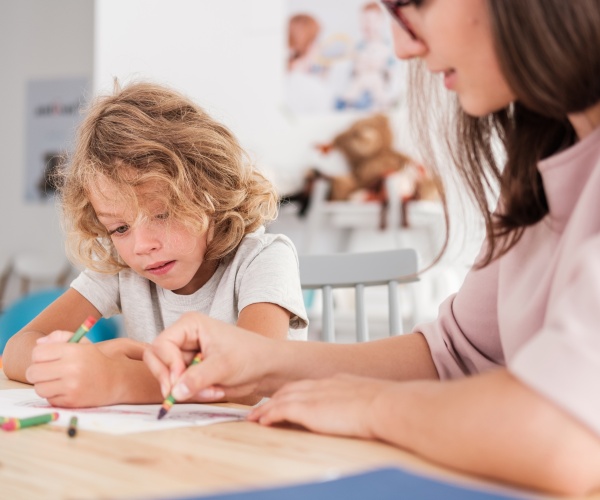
top-left (71, 227), bottom-right (308, 342)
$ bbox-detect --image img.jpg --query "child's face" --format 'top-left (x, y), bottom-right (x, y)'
top-left (89, 177), bottom-right (212, 295)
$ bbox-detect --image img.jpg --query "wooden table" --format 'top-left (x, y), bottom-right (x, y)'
top-left (0, 370), bottom-right (593, 500)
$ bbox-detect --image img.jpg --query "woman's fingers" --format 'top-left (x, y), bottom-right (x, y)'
top-left (170, 355), bottom-right (237, 401)
top-left (143, 348), bottom-right (177, 398)
top-left (146, 312), bottom-right (274, 402)
top-left (248, 374), bottom-right (388, 439)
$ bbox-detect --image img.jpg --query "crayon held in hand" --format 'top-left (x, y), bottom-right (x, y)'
top-left (157, 353), bottom-right (202, 420)
top-left (1, 412), bottom-right (59, 431)
top-left (68, 316), bottom-right (98, 343)
top-left (67, 416), bottom-right (78, 438)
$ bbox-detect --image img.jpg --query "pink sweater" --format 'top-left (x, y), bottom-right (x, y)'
top-left (419, 125), bottom-right (600, 436)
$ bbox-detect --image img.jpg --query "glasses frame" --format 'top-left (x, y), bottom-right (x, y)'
top-left (380, 0), bottom-right (418, 39)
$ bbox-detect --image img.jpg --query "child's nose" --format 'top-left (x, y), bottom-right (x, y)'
top-left (133, 226), bottom-right (162, 254)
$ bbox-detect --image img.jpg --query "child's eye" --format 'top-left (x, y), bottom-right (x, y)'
top-left (109, 225), bottom-right (129, 236)
top-left (155, 213), bottom-right (169, 221)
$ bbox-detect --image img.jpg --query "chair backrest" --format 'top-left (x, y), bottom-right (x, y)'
top-left (299, 248), bottom-right (418, 342)
top-left (0, 288), bottom-right (120, 354)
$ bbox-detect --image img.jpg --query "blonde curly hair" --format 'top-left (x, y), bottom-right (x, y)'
top-left (56, 81), bottom-right (278, 274)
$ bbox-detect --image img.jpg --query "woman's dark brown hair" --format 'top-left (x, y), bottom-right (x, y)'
top-left (413, 0), bottom-right (600, 267)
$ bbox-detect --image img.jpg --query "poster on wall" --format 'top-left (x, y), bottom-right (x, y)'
top-left (24, 77), bottom-right (89, 203)
top-left (285, 0), bottom-right (405, 115)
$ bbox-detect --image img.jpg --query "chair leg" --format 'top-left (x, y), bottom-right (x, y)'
top-left (20, 277), bottom-right (30, 296)
top-left (0, 265), bottom-right (12, 312)
top-left (388, 280), bottom-right (402, 335)
top-left (55, 265), bottom-right (72, 288)
top-left (355, 284), bottom-right (369, 342)
top-left (322, 285), bottom-right (335, 342)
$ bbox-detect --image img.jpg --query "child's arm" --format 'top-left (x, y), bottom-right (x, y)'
top-left (2, 288), bottom-right (100, 382)
top-left (3, 288), bottom-right (162, 407)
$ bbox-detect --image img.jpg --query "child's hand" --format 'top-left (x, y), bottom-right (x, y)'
top-left (96, 337), bottom-right (148, 361)
top-left (248, 373), bottom-right (392, 439)
top-left (144, 312), bottom-right (272, 403)
top-left (36, 330), bottom-right (92, 345)
top-left (26, 335), bottom-right (119, 408)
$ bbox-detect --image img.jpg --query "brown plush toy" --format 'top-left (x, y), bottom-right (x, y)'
top-left (282, 113), bottom-right (439, 227)
top-left (324, 113), bottom-right (412, 201)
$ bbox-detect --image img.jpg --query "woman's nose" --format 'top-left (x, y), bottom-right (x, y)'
top-left (390, 20), bottom-right (427, 59)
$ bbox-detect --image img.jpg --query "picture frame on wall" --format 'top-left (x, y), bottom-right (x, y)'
top-left (285, 0), bottom-right (406, 115)
top-left (24, 77), bottom-right (89, 202)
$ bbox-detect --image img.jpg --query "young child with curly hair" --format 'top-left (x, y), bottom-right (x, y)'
top-left (3, 81), bottom-right (307, 407)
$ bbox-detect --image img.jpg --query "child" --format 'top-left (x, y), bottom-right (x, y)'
top-left (288, 13), bottom-right (322, 74)
top-left (336, 2), bottom-right (397, 111)
top-left (144, 0), bottom-right (600, 495)
top-left (2, 81), bottom-right (308, 408)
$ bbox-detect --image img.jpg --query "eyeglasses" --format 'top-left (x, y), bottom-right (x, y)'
top-left (380, 0), bottom-right (421, 39)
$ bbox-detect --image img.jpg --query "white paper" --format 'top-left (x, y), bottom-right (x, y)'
top-left (0, 389), bottom-right (248, 435)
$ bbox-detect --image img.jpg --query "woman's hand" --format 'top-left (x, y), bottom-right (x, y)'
top-left (26, 331), bottom-right (121, 407)
top-left (247, 373), bottom-right (395, 439)
top-left (144, 312), bottom-right (278, 403)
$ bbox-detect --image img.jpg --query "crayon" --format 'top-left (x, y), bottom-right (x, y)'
top-left (1, 412), bottom-right (59, 431)
top-left (157, 353), bottom-right (202, 420)
top-left (68, 316), bottom-right (98, 343)
top-left (67, 416), bottom-right (78, 438)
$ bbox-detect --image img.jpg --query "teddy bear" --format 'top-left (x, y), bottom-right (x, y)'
top-left (282, 113), bottom-right (439, 227)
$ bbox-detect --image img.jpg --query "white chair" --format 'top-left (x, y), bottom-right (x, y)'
top-left (299, 248), bottom-right (418, 343)
top-left (12, 252), bottom-right (73, 296)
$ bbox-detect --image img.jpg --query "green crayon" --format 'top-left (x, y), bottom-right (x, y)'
top-left (1, 412), bottom-right (59, 431)
top-left (157, 353), bottom-right (202, 420)
top-left (67, 416), bottom-right (78, 438)
top-left (68, 316), bottom-right (98, 343)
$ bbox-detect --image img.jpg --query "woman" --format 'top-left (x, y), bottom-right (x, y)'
top-left (144, 1), bottom-right (600, 494)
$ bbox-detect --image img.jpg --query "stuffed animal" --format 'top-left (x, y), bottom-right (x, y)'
top-left (283, 113), bottom-right (439, 227)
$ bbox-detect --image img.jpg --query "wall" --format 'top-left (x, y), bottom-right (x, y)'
top-left (0, 0), bottom-right (93, 260)
top-left (0, 0), bottom-right (483, 321)
top-left (94, 0), bottom-right (417, 194)
top-left (93, 0), bottom-right (479, 330)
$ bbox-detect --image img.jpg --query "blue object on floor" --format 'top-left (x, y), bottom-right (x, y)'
top-left (166, 467), bottom-right (528, 500)
top-left (0, 288), bottom-right (120, 354)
